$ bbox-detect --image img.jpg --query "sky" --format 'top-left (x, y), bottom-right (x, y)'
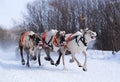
top-left (0, 0), bottom-right (34, 29)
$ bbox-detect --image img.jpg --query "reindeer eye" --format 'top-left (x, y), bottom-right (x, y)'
top-left (91, 33), bottom-right (94, 35)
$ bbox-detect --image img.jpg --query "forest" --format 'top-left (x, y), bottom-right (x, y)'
top-left (0, 0), bottom-right (120, 52)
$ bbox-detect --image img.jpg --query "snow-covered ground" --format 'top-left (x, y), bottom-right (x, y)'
top-left (0, 47), bottom-right (120, 82)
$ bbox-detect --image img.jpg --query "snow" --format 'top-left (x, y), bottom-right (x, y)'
top-left (0, 47), bottom-right (120, 82)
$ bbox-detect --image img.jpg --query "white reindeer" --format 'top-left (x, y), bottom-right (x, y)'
top-left (55, 28), bottom-right (97, 71)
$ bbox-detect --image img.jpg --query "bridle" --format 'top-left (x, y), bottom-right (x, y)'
top-left (76, 33), bottom-right (87, 47)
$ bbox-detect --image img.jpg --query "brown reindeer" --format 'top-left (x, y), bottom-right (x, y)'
top-left (41, 29), bottom-right (66, 66)
top-left (19, 31), bottom-right (42, 67)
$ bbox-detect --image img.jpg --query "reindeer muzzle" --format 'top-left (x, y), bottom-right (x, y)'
top-left (37, 41), bottom-right (43, 49)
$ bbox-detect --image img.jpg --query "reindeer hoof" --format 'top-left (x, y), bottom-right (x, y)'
top-left (79, 65), bottom-right (82, 67)
top-left (51, 61), bottom-right (54, 65)
top-left (26, 63), bottom-right (30, 67)
top-left (55, 61), bottom-right (60, 66)
top-left (44, 57), bottom-right (50, 61)
top-left (38, 62), bottom-right (41, 66)
top-left (55, 64), bottom-right (58, 66)
top-left (22, 60), bottom-right (25, 65)
top-left (69, 59), bottom-right (74, 63)
top-left (55, 63), bottom-right (59, 66)
top-left (83, 68), bottom-right (87, 71)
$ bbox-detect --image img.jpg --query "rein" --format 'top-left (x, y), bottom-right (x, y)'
top-left (77, 31), bottom-right (87, 46)
top-left (42, 32), bottom-right (53, 48)
top-left (64, 32), bottom-right (87, 47)
top-left (78, 36), bottom-right (87, 46)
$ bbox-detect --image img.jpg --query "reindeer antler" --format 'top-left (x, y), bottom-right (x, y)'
top-left (83, 27), bottom-right (88, 33)
top-left (80, 14), bottom-right (86, 22)
top-left (89, 19), bottom-right (93, 30)
top-left (79, 14), bottom-right (86, 29)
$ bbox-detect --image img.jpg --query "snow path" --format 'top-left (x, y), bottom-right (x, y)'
top-left (0, 48), bottom-right (120, 82)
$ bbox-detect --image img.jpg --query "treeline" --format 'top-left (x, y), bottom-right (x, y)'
top-left (1, 0), bottom-right (120, 51)
top-left (0, 27), bottom-right (13, 47)
top-left (0, 27), bottom-right (24, 48)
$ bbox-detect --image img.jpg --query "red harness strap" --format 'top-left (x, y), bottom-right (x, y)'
top-left (64, 33), bottom-right (73, 49)
top-left (53, 35), bottom-right (59, 47)
top-left (21, 32), bottom-right (28, 45)
top-left (41, 32), bottom-right (47, 46)
top-left (66, 33), bottom-right (73, 44)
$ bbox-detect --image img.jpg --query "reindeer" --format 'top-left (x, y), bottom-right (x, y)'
top-left (41, 29), bottom-right (66, 66)
top-left (55, 28), bottom-right (97, 71)
top-left (19, 31), bottom-right (42, 67)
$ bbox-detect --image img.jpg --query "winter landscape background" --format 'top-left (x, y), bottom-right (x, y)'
top-left (0, 0), bottom-right (120, 82)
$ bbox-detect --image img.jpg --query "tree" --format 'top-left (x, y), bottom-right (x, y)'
top-left (15, 0), bottom-right (120, 51)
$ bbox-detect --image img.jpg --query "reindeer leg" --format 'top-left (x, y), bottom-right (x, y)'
top-left (70, 53), bottom-right (82, 67)
top-left (69, 54), bottom-right (74, 63)
top-left (44, 48), bottom-right (51, 61)
top-left (26, 51), bottom-right (30, 67)
top-left (60, 47), bottom-right (66, 70)
top-left (82, 51), bottom-right (87, 71)
top-left (19, 46), bottom-right (25, 65)
top-left (44, 48), bottom-right (54, 65)
top-left (62, 50), bottom-right (66, 70)
top-left (74, 56), bottom-right (82, 67)
top-left (55, 49), bottom-right (62, 66)
top-left (38, 50), bottom-right (41, 66)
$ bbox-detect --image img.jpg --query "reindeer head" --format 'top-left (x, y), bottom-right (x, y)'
top-left (55, 31), bottom-right (66, 45)
top-left (29, 33), bottom-right (42, 49)
top-left (82, 28), bottom-right (97, 43)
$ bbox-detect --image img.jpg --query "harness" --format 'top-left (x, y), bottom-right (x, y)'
top-left (53, 35), bottom-right (59, 47)
top-left (65, 33), bottom-right (87, 47)
top-left (81, 32), bottom-right (87, 46)
top-left (76, 36), bottom-right (87, 46)
top-left (21, 32), bottom-right (28, 45)
top-left (42, 32), bottom-right (47, 46)
top-left (66, 33), bottom-right (73, 44)
top-left (53, 33), bottom-right (67, 47)
top-left (42, 32), bottom-right (53, 48)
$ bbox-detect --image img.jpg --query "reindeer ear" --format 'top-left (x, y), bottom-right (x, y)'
top-left (62, 31), bottom-right (65, 35)
top-left (80, 29), bottom-right (84, 33)
top-left (85, 28), bottom-right (89, 31)
top-left (59, 31), bottom-right (65, 36)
